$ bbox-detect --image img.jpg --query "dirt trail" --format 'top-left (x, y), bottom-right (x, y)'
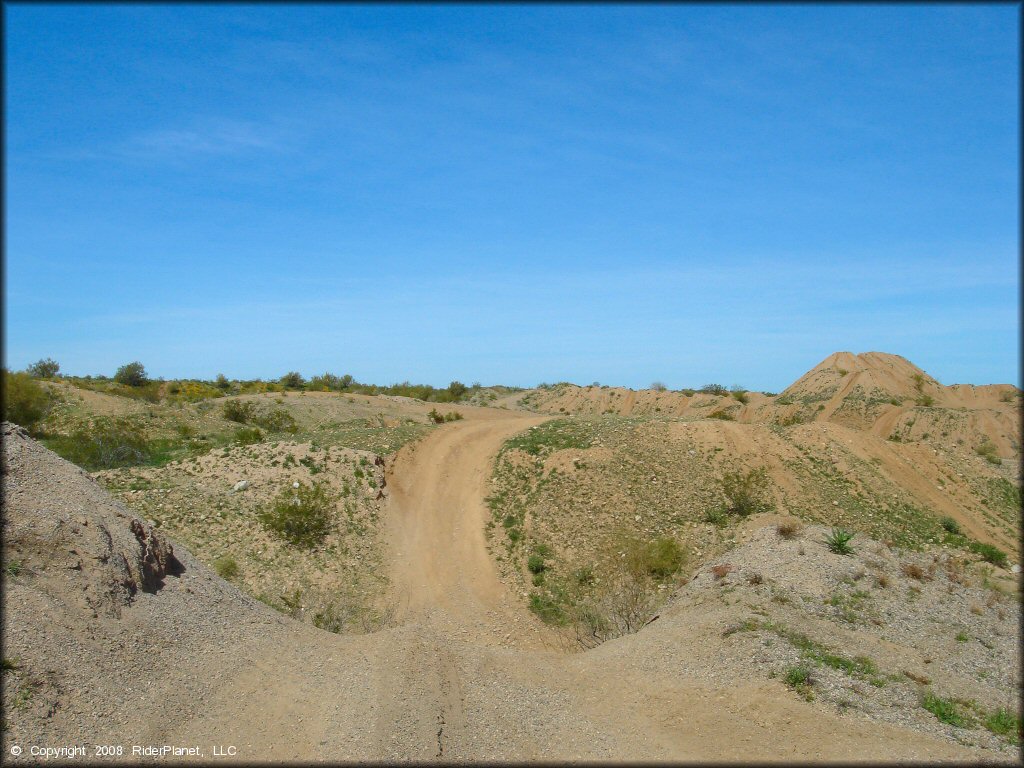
top-left (383, 413), bottom-right (552, 646)
top-left (90, 410), bottom-right (997, 761)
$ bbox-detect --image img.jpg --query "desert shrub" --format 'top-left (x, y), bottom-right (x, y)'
top-left (968, 541), bottom-right (1008, 568)
top-left (254, 408), bottom-right (298, 433)
top-left (279, 371), bottom-right (305, 389)
top-left (447, 381), bottom-right (468, 400)
top-left (636, 537), bottom-right (685, 579)
top-left (234, 427), bottom-right (264, 445)
top-left (651, 381), bottom-right (667, 392)
top-left (1, 370), bottom-right (54, 430)
top-left (720, 467), bottom-right (772, 517)
top-left (974, 441), bottom-right (1001, 465)
top-left (222, 400), bottom-right (256, 423)
top-left (306, 372), bottom-right (354, 392)
top-left (704, 508), bottom-right (729, 526)
top-left (901, 563), bottom-right (929, 581)
top-left (700, 384), bottom-right (729, 396)
top-left (915, 394), bottom-right (935, 407)
top-left (529, 591), bottom-right (568, 625)
top-left (730, 386), bottom-right (749, 404)
top-left (443, 411), bottom-right (464, 422)
top-left (215, 374), bottom-right (230, 390)
top-left (921, 692), bottom-right (973, 727)
top-left (573, 566), bottom-right (596, 586)
top-left (777, 521), bottom-right (803, 539)
top-left (777, 413), bottom-right (805, 427)
top-left (26, 358), bottom-right (60, 378)
top-left (940, 517), bottom-right (961, 535)
top-left (784, 666), bottom-right (814, 700)
top-left (527, 554), bottom-right (547, 574)
top-left (258, 481), bottom-right (335, 547)
top-left (427, 408), bottom-right (445, 424)
top-left (707, 409), bottom-right (735, 420)
top-left (47, 417), bottom-right (150, 470)
top-left (113, 361), bottom-right (148, 387)
top-left (213, 555), bottom-right (240, 580)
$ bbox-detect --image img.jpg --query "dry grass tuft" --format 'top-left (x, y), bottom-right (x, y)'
top-left (776, 521), bottom-right (803, 540)
top-left (901, 563), bottom-right (931, 581)
top-left (711, 563), bottom-right (736, 580)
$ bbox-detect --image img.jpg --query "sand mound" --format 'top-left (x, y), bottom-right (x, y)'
top-left (1, 422), bottom-right (290, 745)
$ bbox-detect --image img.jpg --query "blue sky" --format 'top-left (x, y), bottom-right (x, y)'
top-left (5, 4), bottom-right (1019, 391)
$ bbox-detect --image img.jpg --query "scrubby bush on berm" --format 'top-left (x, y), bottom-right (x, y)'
top-left (258, 481), bottom-right (336, 548)
top-left (26, 358), bottom-right (60, 378)
top-left (46, 417), bottom-right (151, 470)
top-left (114, 361), bottom-right (149, 387)
top-left (1, 369), bottom-right (55, 432)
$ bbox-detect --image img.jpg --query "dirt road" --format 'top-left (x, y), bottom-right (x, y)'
top-left (155, 409), bottom-right (989, 762)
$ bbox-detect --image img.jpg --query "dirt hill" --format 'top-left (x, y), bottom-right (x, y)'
top-left (3, 418), bottom-right (1018, 761)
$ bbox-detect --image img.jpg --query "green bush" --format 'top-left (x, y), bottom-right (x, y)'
top-left (637, 537), bottom-right (685, 579)
top-left (222, 400), bottom-right (256, 423)
top-left (529, 591), bottom-right (568, 625)
top-left (2, 370), bottom-right (53, 430)
top-left (47, 417), bottom-right (151, 470)
top-left (254, 408), bottom-right (298, 433)
top-left (975, 441), bottom-right (1001, 465)
top-left (940, 517), bottom-right (961, 535)
top-left (784, 665), bottom-right (814, 700)
top-left (213, 555), bottom-right (240, 580)
top-left (447, 381), bottom-right (468, 400)
top-left (720, 467), bottom-right (772, 517)
top-left (258, 481), bottom-right (335, 547)
top-left (968, 541), bottom-right (1008, 568)
top-left (114, 361), bottom-right (148, 387)
top-left (825, 527), bottom-right (855, 555)
top-left (26, 358), bottom-right (60, 378)
top-left (279, 371), bottom-right (305, 389)
top-left (921, 691), bottom-right (973, 727)
top-left (215, 374), bottom-right (230, 390)
top-left (234, 427), bottom-right (264, 445)
top-left (427, 408), bottom-right (445, 424)
top-left (984, 708), bottom-right (1021, 743)
top-left (443, 411), bottom-right (464, 422)
top-left (527, 554), bottom-right (547, 574)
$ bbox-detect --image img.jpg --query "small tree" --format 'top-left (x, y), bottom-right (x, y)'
top-left (700, 383), bottom-right (729, 396)
top-left (114, 361), bottom-right (148, 387)
top-left (27, 358), bottom-right (60, 378)
top-left (214, 373), bottom-right (230, 390)
top-left (651, 381), bottom-right (667, 392)
top-left (448, 380), bottom-right (468, 400)
top-left (280, 371), bottom-right (305, 389)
